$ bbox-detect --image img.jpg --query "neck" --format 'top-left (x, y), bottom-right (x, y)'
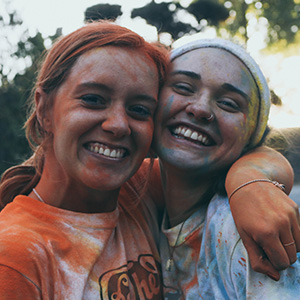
top-left (29, 156), bottom-right (120, 213)
top-left (159, 160), bottom-right (215, 227)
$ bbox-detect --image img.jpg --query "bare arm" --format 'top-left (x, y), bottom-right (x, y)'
top-left (226, 146), bottom-right (300, 281)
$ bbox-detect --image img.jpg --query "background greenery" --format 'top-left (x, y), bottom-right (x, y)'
top-left (1, 0), bottom-right (300, 178)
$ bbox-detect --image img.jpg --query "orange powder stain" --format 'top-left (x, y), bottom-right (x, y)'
top-left (238, 259), bottom-right (246, 268)
top-left (185, 275), bottom-right (198, 291)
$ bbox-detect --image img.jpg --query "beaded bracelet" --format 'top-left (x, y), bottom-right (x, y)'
top-left (228, 179), bottom-right (286, 203)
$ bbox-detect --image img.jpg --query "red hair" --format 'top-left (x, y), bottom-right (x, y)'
top-left (0, 21), bottom-right (169, 209)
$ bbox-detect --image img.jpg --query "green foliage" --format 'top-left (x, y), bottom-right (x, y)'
top-left (85, 4), bottom-right (122, 21)
top-left (131, 1), bottom-right (194, 39)
top-left (0, 10), bottom-right (61, 176)
top-left (128, 0), bottom-right (300, 46)
top-left (187, 0), bottom-right (229, 25)
top-left (131, 0), bottom-right (229, 40)
top-left (219, 0), bottom-right (300, 45)
top-left (0, 83), bottom-right (30, 175)
top-left (262, 0), bottom-right (300, 44)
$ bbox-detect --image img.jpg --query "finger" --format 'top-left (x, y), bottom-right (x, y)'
top-left (261, 236), bottom-right (290, 270)
top-left (282, 241), bottom-right (297, 264)
top-left (242, 235), bottom-right (280, 281)
top-left (280, 225), bottom-right (297, 264)
top-left (293, 211), bottom-right (300, 252)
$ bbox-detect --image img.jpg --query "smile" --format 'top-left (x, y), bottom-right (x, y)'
top-left (171, 126), bottom-right (213, 146)
top-left (86, 142), bottom-right (127, 158)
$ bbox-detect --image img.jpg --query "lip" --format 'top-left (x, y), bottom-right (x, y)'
top-left (83, 141), bottom-right (130, 160)
top-left (167, 122), bottom-right (217, 147)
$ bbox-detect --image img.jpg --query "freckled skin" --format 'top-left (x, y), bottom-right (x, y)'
top-left (153, 48), bottom-right (260, 177)
top-left (37, 46), bottom-right (159, 212)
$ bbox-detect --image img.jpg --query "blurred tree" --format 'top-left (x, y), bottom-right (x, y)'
top-left (131, 0), bottom-right (228, 40)
top-left (0, 8), bottom-right (61, 175)
top-left (222, 0), bottom-right (300, 45)
top-left (131, 1), bottom-right (193, 40)
top-left (186, 0), bottom-right (229, 26)
top-left (85, 4), bottom-right (122, 22)
top-left (130, 0), bottom-right (300, 46)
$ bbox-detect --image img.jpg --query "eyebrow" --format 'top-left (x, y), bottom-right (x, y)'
top-left (75, 82), bottom-right (112, 92)
top-left (222, 83), bottom-right (251, 103)
top-left (170, 70), bottom-right (201, 80)
top-left (75, 82), bottom-right (158, 103)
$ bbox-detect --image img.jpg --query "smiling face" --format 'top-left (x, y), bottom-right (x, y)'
top-left (153, 47), bottom-right (259, 176)
top-left (42, 46), bottom-right (159, 192)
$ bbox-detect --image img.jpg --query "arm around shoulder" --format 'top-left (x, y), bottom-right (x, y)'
top-left (226, 146), bottom-right (294, 195)
top-left (225, 146), bottom-right (300, 280)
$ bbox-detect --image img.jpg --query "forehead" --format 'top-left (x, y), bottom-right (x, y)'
top-left (67, 46), bottom-right (159, 86)
top-left (171, 47), bottom-right (256, 89)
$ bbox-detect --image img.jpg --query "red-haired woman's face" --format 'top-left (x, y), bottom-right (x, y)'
top-left (44, 46), bottom-right (159, 192)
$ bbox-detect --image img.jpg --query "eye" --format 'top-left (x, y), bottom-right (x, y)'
top-left (127, 104), bottom-right (153, 120)
top-left (81, 94), bottom-right (106, 107)
top-left (171, 82), bottom-right (195, 95)
top-left (217, 97), bottom-right (240, 112)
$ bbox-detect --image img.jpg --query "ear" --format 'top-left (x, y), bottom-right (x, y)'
top-left (35, 88), bottom-right (52, 132)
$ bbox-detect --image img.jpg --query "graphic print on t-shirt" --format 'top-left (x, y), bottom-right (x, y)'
top-left (99, 254), bottom-right (163, 299)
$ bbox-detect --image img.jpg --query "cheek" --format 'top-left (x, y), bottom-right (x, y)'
top-left (135, 121), bottom-right (154, 150)
top-left (158, 93), bottom-right (175, 121)
top-left (221, 116), bottom-right (251, 148)
top-left (244, 102), bottom-right (259, 138)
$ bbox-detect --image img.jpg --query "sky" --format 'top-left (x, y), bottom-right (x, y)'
top-left (2, 0), bottom-right (300, 129)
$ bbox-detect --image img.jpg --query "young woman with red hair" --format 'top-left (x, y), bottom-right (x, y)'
top-left (0, 21), bottom-right (169, 299)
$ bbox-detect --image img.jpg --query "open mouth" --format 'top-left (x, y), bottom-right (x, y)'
top-left (85, 142), bottom-right (128, 159)
top-left (170, 126), bottom-right (215, 146)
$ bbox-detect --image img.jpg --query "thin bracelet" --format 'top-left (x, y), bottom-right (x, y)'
top-left (228, 179), bottom-right (286, 202)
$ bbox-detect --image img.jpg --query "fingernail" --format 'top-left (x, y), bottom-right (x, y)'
top-left (267, 272), bottom-right (280, 281)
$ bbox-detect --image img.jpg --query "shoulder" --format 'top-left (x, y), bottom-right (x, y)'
top-left (0, 198), bottom-right (60, 276)
top-left (201, 195), bottom-right (241, 271)
top-left (203, 195), bottom-right (300, 299)
top-left (204, 194), bottom-right (240, 247)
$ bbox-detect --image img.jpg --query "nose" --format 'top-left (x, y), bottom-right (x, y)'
top-left (101, 105), bottom-right (131, 138)
top-left (185, 92), bottom-right (213, 121)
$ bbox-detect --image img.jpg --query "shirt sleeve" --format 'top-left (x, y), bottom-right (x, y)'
top-left (206, 196), bottom-right (300, 300)
top-left (0, 265), bottom-right (41, 299)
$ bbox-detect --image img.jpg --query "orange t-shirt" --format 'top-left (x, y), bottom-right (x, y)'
top-left (0, 160), bottom-right (164, 300)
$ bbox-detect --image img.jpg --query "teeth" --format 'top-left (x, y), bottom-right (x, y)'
top-left (184, 129), bottom-right (192, 138)
top-left (174, 127), bottom-right (180, 134)
top-left (87, 143), bottom-right (125, 158)
top-left (104, 149), bottom-right (110, 156)
top-left (190, 132), bottom-right (198, 140)
top-left (173, 126), bottom-right (211, 145)
top-left (202, 136), bottom-right (208, 145)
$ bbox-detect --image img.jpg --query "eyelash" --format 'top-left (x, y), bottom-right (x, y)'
top-left (81, 94), bottom-right (106, 107)
top-left (128, 105), bottom-right (152, 120)
top-left (171, 83), bottom-right (194, 95)
top-left (80, 94), bottom-right (153, 120)
top-left (217, 98), bottom-right (240, 112)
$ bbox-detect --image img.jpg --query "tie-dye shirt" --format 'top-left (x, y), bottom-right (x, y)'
top-left (0, 161), bottom-right (164, 300)
top-left (160, 194), bottom-right (300, 300)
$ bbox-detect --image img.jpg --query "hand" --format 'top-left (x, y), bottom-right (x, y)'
top-left (230, 181), bottom-right (300, 280)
